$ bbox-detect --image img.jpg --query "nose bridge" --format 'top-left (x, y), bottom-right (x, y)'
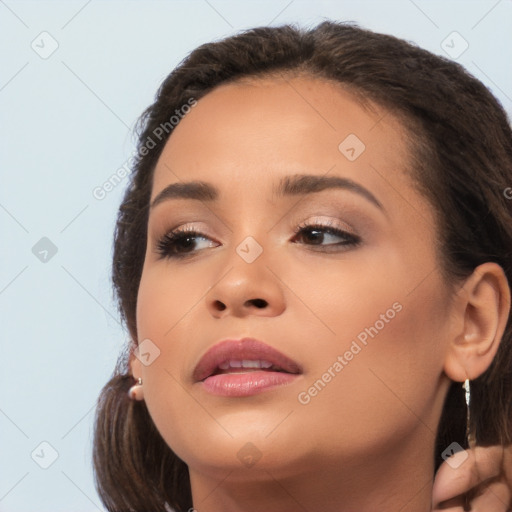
top-left (204, 230), bottom-right (286, 318)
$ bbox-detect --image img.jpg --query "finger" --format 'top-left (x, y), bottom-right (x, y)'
top-left (503, 445), bottom-right (512, 487)
top-left (431, 495), bottom-right (465, 511)
top-left (431, 479), bottom-right (510, 512)
top-left (470, 480), bottom-right (511, 512)
top-left (432, 445), bottom-right (504, 507)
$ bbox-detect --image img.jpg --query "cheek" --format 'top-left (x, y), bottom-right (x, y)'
top-left (283, 253), bottom-right (450, 445)
top-left (135, 264), bottom-right (219, 459)
top-left (290, 278), bottom-right (449, 457)
top-left (136, 263), bottom-right (200, 338)
top-left (135, 264), bottom-right (199, 387)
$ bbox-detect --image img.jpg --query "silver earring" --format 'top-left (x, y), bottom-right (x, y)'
top-left (463, 379), bottom-right (475, 447)
top-left (128, 377), bottom-right (144, 401)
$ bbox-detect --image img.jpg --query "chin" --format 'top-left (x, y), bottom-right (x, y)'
top-left (160, 417), bottom-right (308, 476)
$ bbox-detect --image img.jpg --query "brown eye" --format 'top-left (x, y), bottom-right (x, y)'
top-left (156, 229), bottom-right (219, 259)
top-left (292, 223), bottom-right (361, 249)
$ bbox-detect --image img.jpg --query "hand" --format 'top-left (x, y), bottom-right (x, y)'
top-left (432, 444), bottom-right (512, 511)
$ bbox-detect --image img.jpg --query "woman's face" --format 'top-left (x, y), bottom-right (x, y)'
top-left (134, 76), bottom-right (457, 484)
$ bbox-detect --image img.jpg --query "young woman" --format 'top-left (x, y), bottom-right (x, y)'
top-left (93, 21), bottom-right (512, 512)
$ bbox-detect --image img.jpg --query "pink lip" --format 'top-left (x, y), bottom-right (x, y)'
top-left (193, 338), bottom-right (302, 397)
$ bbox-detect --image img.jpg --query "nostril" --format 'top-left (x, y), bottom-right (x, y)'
top-left (247, 298), bottom-right (268, 308)
top-left (214, 300), bottom-right (227, 311)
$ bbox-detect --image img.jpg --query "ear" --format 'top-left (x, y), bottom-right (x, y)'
top-left (443, 262), bottom-right (511, 382)
top-left (129, 340), bottom-right (143, 380)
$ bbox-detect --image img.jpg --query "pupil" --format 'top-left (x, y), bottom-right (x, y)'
top-left (305, 229), bottom-right (323, 245)
top-left (178, 237), bottom-right (195, 250)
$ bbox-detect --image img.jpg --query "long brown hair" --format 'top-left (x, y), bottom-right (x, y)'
top-left (92, 21), bottom-right (512, 511)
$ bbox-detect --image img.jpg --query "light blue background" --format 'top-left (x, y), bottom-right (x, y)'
top-left (1, 1), bottom-right (511, 510)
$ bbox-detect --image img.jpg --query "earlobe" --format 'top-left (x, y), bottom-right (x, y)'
top-left (443, 262), bottom-right (511, 382)
top-left (128, 346), bottom-right (145, 401)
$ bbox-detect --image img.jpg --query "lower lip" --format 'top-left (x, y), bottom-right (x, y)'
top-left (200, 371), bottom-right (299, 397)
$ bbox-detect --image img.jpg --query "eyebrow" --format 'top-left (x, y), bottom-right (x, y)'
top-left (150, 174), bottom-right (384, 212)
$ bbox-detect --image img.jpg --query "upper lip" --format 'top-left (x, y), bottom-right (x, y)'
top-left (193, 337), bottom-right (302, 382)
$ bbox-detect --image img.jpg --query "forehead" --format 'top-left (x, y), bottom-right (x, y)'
top-left (151, 75), bottom-right (417, 208)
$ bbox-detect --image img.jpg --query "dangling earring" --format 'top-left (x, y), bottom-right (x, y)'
top-left (463, 379), bottom-right (475, 448)
top-left (128, 377), bottom-right (144, 401)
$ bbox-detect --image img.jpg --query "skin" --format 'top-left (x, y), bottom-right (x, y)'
top-left (432, 445), bottom-right (512, 510)
top-left (130, 75), bottom-right (511, 512)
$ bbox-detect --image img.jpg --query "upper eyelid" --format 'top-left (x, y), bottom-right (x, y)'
top-left (150, 219), bottom-right (213, 238)
top-left (156, 210), bottom-right (358, 230)
top-left (295, 217), bottom-right (356, 232)
top-left (150, 203), bottom-right (371, 240)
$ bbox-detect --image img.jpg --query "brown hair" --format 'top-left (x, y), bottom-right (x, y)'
top-left (92, 20), bottom-right (512, 511)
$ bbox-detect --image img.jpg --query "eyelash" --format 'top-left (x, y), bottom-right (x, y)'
top-left (155, 221), bottom-right (361, 260)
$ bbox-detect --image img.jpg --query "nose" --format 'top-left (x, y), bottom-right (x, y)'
top-left (205, 247), bottom-right (286, 319)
